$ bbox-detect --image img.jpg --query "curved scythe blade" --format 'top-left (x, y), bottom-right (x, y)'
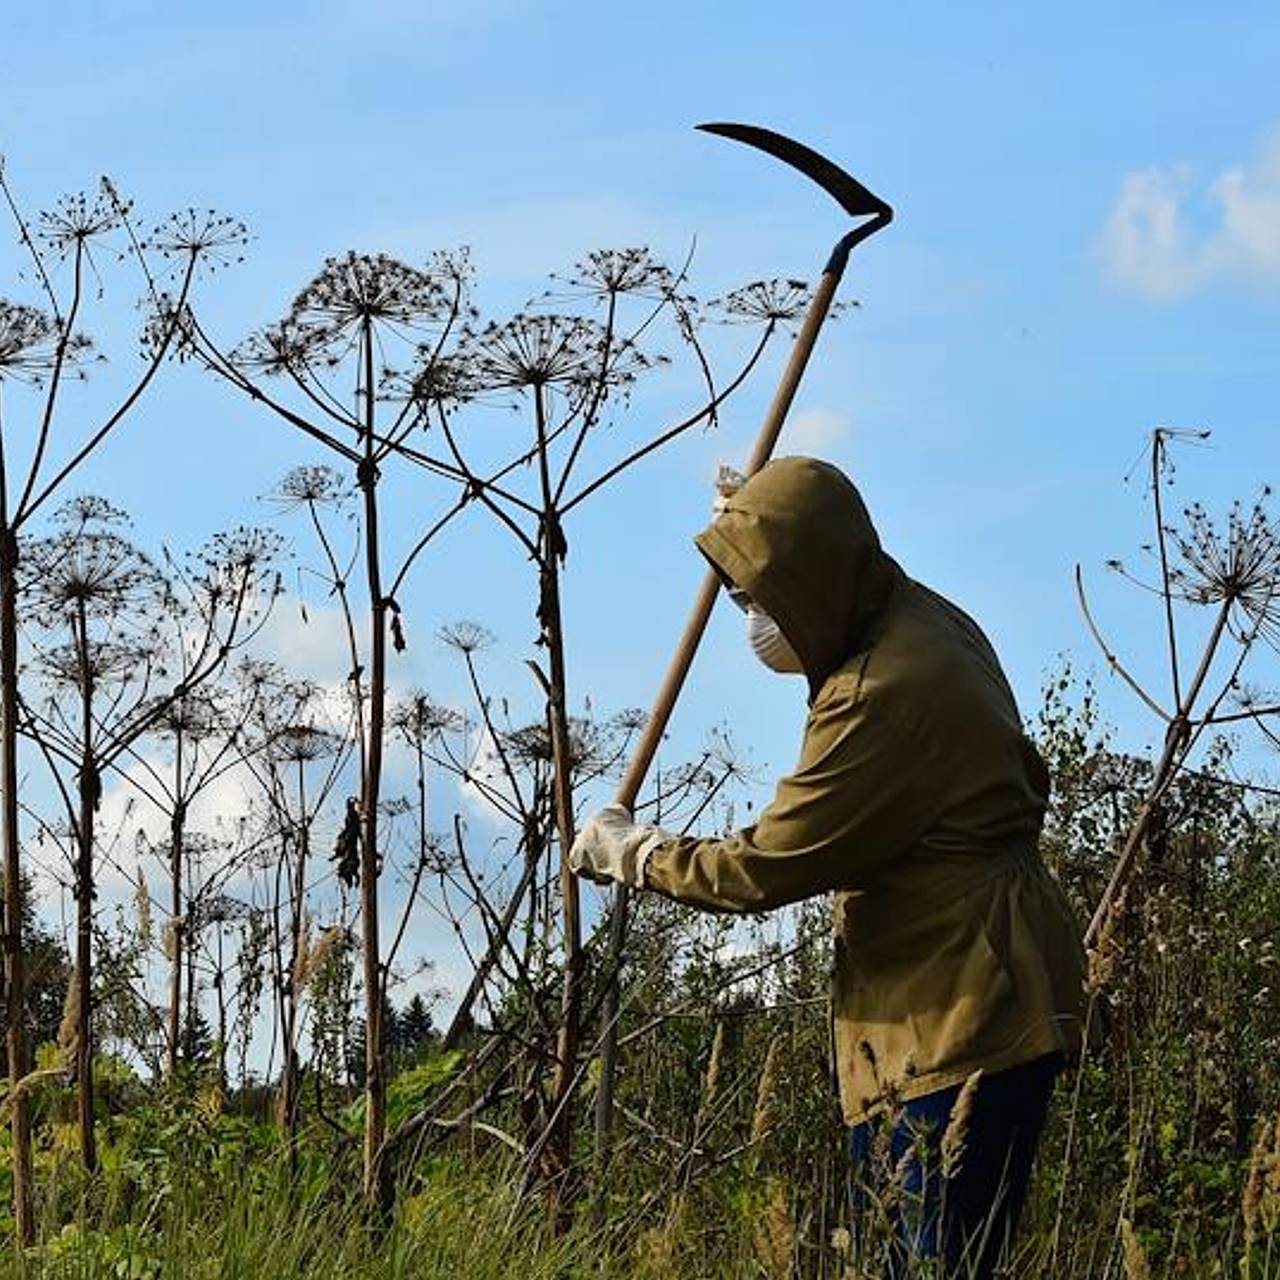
top-left (697, 121), bottom-right (892, 221)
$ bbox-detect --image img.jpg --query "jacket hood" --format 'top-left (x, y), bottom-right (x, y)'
top-left (695, 456), bottom-right (901, 694)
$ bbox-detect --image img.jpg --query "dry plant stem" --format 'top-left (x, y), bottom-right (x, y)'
top-left (72, 599), bottom-right (97, 1170)
top-left (380, 745), bottom-right (433, 981)
top-left (535, 385), bottom-right (584, 1200)
top-left (279, 757), bottom-right (310, 1148)
top-left (1152, 433), bottom-right (1183, 710)
top-left (559, 324), bottom-right (774, 516)
top-left (357, 318), bottom-right (390, 1212)
top-left (1086, 596), bottom-right (1232, 947)
top-left (592, 261), bottom-right (848, 1216)
top-left (1075, 568), bottom-right (1172, 725)
top-left (165, 730), bottom-right (186, 1080)
top-left (0, 481), bottom-right (33, 1246)
top-left (444, 855), bottom-right (541, 1053)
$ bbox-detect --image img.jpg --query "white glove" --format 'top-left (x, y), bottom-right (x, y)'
top-left (569, 803), bottom-right (670, 890)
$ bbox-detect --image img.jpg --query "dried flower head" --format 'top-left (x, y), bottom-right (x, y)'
top-left (22, 500), bottom-right (162, 627)
top-left (295, 924), bottom-right (348, 993)
top-left (139, 291), bottom-right (201, 362)
top-left (941, 1068), bottom-right (983, 1178)
top-left (468, 313), bottom-right (655, 408)
top-left (406, 351), bottom-right (476, 411)
top-left (0, 300), bottom-right (93, 385)
top-left (37, 184), bottom-right (124, 256)
top-left (555, 248), bottom-right (677, 301)
top-left (469, 314), bottom-right (604, 392)
top-left (230, 319), bottom-right (326, 377)
top-left (269, 722), bottom-right (341, 764)
top-left (152, 689), bottom-right (226, 740)
top-left (270, 464), bottom-right (351, 512)
top-left (713, 279), bottom-right (813, 326)
top-left (288, 251), bottom-right (458, 347)
top-left (703, 1020), bottom-right (725, 1106)
top-left (144, 207), bottom-right (250, 275)
top-left (502, 714), bottom-right (612, 773)
top-left (189, 526), bottom-right (283, 606)
top-left (1167, 494), bottom-right (1280, 650)
top-left (750, 1037), bottom-right (782, 1146)
top-left (391, 691), bottom-right (463, 743)
top-left (438, 621), bottom-right (494, 655)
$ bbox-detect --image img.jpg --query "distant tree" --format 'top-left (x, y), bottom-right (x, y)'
top-left (390, 992), bottom-right (437, 1071)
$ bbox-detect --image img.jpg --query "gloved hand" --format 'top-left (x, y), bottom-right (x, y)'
top-left (569, 803), bottom-right (670, 889)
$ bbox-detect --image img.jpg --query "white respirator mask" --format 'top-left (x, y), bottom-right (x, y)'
top-left (745, 604), bottom-right (805, 675)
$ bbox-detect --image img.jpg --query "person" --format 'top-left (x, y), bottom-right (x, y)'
top-left (569, 456), bottom-right (1086, 1278)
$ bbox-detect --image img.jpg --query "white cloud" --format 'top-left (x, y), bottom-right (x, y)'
top-left (256, 598), bottom-right (356, 687)
top-left (1101, 128), bottom-right (1280, 298)
top-left (781, 406), bottom-right (853, 454)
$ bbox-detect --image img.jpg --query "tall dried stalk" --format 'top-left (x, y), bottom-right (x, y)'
top-left (178, 251), bottom-right (474, 1208)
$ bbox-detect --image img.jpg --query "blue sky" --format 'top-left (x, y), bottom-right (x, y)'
top-left (4, 2), bottom-right (1280, 1023)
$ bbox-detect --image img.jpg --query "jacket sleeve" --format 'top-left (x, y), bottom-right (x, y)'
top-left (642, 674), bottom-right (942, 913)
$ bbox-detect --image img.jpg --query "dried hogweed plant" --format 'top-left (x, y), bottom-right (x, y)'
top-left (1077, 428), bottom-right (1280, 956)
top-left (0, 159), bottom-right (246, 1240)
top-left (16, 495), bottom-right (277, 1171)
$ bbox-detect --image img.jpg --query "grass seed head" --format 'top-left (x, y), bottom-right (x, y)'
top-left (942, 1068), bottom-right (984, 1179)
top-left (1120, 1217), bottom-right (1151, 1280)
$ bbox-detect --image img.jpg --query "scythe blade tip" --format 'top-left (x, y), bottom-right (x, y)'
top-left (695, 120), bottom-right (892, 223)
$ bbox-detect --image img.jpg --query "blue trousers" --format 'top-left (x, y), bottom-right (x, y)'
top-left (848, 1053), bottom-right (1060, 1279)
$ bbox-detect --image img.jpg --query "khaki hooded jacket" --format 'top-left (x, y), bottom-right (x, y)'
top-left (642, 457), bottom-right (1086, 1124)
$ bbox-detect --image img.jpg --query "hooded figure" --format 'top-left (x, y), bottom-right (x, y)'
top-left (571, 456), bottom-right (1085, 1276)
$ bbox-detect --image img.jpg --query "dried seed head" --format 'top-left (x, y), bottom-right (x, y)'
top-left (1243, 1119), bottom-right (1270, 1241)
top-left (941, 1068), bottom-right (984, 1179)
top-left (1087, 889), bottom-right (1127, 994)
top-left (703, 1020), bottom-right (725, 1107)
top-left (0, 301), bottom-right (92, 385)
top-left (1120, 1218), bottom-right (1151, 1280)
top-left (296, 925), bottom-right (346, 993)
top-left (752, 1180), bottom-right (794, 1280)
top-left (133, 874), bottom-right (152, 945)
top-left (751, 1037), bottom-right (782, 1147)
top-left (714, 278), bottom-right (812, 326)
top-left (556, 247), bottom-right (677, 300)
top-left (57, 979), bottom-right (80, 1064)
top-left (1168, 494), bottom-right (1280, 652)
